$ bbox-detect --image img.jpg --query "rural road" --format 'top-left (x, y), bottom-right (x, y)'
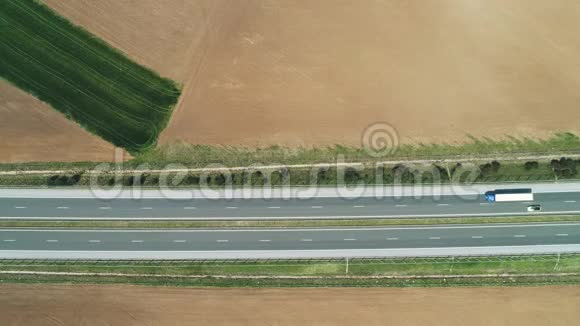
top-left (1, 223), bottom-right (580, 259)
top-left (0, 184), bottom-right (579, 220)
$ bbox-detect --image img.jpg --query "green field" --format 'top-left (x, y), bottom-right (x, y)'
top-left (0, 0), bottom-right (181, 153)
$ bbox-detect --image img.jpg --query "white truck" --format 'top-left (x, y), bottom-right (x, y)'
top-left (484, 188), bottom-right (534, 202)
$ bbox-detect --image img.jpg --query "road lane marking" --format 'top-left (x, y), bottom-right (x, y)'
top-left (4, 223), bottom-right (578, 233)
top-left (14, 206), bottom-right (27, 209)
top-left (514, 235), bottom-right (527, 238)
top-left (429, 237), bottom-right (441, 240)
top-left (395, 205), bottom-right (408, 207)
top-left (57, 207), bottom-right (69, 209)
top-left (353, 205), bottom-right (366, 208)
top-left (565, 201), bottom-right (577, 203)
top-left (471, 236), bottom-right (484, 239)
top-left (216, 240), bottom-right (229, 243)
top-left (173, 240), bottom-right (187, 243)
top-left (343, 238), bottom-right (357, 241)
top-left (226, 207), bottom-right (238, 209)
top-left (141, 207), bottom-right (153, 210)
top-left (557, 234), bottom-right (569, 237)
top-left (46, 240), bottom-right (58, 243)
top-left (131, 240), bottom-right (144, 243)
top-left (301, 239), bottom-right (313, 242)
top-left (268, 207), bottom-right (281, 209)
top-left (88, 240), bottom-right (101, 243)
top-left (259, 239), bottom-right (271, 242)
top-left (437, 204), bottom-right (450, 207)
top-left (386, 238), bottom-right (399, 241)
top-left (311, 206), bottom-right (324, 209)
top-left (3, 239), bottom-right (16, 242)
top-left (99, 207), bottom-right (112, 210)
top-left (184, 207), bottom-right (197, 210)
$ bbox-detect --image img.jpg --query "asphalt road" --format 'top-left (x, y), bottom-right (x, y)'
top-left (1, 223), bottom-right (579, 259)
top-left (0, 192), bottom-right (579, 220)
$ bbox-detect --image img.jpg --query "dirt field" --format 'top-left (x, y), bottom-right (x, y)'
top-left (0, 81), bottom-right (126, 163)
top-left (44, 0), bottom-right (580, 149)
top-left (0, 284), bottom-right (578, 326)
top-left (4, 1), bottom-right (580, 162)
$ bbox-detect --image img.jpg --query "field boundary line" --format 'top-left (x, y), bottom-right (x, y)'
top-left (2, 270), bottom-right (580, 280)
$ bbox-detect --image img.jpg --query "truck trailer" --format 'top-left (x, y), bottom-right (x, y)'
top-left (484, 188), bottom-right (534, 202)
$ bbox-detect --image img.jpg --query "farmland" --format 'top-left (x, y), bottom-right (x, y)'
top-left (0, 285), bottom-right (578, 326)
top-left (0, 0), bottom-right (180, 153)
top-left (1, 0), bottom-right (580, 162)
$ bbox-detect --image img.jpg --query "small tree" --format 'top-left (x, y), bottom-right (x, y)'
top-left (524, 161), bottom-right (539, 170)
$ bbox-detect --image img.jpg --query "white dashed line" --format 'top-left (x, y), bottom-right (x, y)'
top-left (131, 240), bottom-right (144, 243)
top-left (386, 238), bottom-right (399, 241)
top-left (311, 206), bottom-right (324, 209)
top-left (396, 205), bottom-right (407, 207)
top-left (556, 234), bottom-right (569, 237)
top-left (88, 240), bottom-right (101, 243)
top-left (184, 207), bottom-right (197, 210)
top-left (216, 240), bottom-right (229, 243)
top-left (226, 207), bottom-right (238, 209)
top-left (301, 239), bottom-right (313, 242)
top-left (14, 206), bottom-right (27, 209)
top-left (471, 236), bottom-right (484, 239)
top-left (514, 235), bottom-right (527, 238)
top-left (3, 239), bottom-right (16, 242)
top-left (353, 205), bottom-right (366, 208)
top-left (99, 207), bottom-right (112, 210)
top-left (268, 206), bottom-right (281, 209)
top-left (141, 207), bottom-right (153, 210)
top-left (173, 240), bottom-right (187, 243)
top-left (429, 237), bottom-right (441, 240)
top-left (479, 203), bottom-right (490, 206)
top-left (57, 207), bottom-right (69, 210)
top-left (46, 240), bottom-right (59, 243)
top-left (437, 204), bottom-right (450, 207)
top-left (259, 239), bottom-right (271, 242)
top-left (343, 238), bottom-right (357, 241)
top-left (565, 201), bottom-right (577, 203)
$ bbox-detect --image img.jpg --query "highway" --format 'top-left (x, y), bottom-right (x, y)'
top-left (1, 223), bottom-right (580, 259)
top-left (0, 185), bottom-right (579, 259)
top-left (0, 185), bottom-right (579, 220)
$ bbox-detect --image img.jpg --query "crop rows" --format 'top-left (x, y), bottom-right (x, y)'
top-left (0, 0), bottom-right (181, 152)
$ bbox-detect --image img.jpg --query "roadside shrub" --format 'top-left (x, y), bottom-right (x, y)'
top-left (344, 167), bottom-right (361, 184)
top-left (185, 175), bottom-right (200, 186)
top-left (552, 157), bottom-right (577, 178)
top-left (212, 174), bottom-right (227, 186)
top-left (123, 175), bottom-right (135, 186)
top-left (524, 161), bottom-right (539, 170)
top-left (491, 160), bottom-right (501, 172)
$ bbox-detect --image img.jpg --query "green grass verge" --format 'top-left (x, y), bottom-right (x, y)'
top-left (0, 133), bottom-right (579, 171)
top-left (133, 132), bottom-right (580, 168)
top-left (0, 0), bottom-right (180, 153)
top-left (2, 255), bottom-right (580, 287)
top-left (0, 215), bottom-right (579, 229)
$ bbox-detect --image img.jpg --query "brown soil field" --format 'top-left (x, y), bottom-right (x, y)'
top-left (44, 0), bottom-right (580, 149)
top-left (0, 284), bottom-right (579, 326)
top-left (0, 81), bottom-right (126, 163)
top-left (4, 1), bottom-right (580, 162)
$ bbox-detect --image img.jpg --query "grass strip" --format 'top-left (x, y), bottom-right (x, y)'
top-left (1, 254), bottom-right (580, 287)
top-left (0, 133), bottom-right (579, 172)
top-left (0, 215), bottom-right (578, 229)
